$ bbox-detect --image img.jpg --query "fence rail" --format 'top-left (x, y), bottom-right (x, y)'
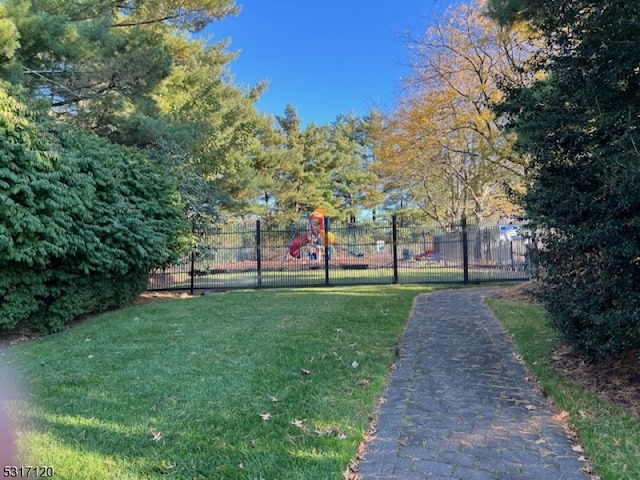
top-left (148, 216), bottom-right (532, 292)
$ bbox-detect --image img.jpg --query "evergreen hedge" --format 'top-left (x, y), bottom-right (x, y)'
top-left (0, 87), bottom-right (186, 332)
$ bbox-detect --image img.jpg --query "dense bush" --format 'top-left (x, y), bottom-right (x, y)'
top-left (530, 167), bottom-right (640, 357)
top-left (0, 87), bottom-right (186, 332)
top-left (491, 1), bottom-right (640, 359)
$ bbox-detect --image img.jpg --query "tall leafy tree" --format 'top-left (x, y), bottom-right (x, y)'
top-left (490, 0), bottom-right (640, 358)
top-left (2, 0), bottom-right (237, 113)
top-left (0, 4), bottom-right (19, 62)
top-left (266, 106), bottom-right (336, 221)
top-left (252, 107), bottom-right (380, 224)
top-left (0, 0), bottom-right (241, 146)
top-left (2, 0), bottom-right (267, 219)
top-left (153, 35), bottom-right (267, 219)
top-left (330, 114), bottom-right (380, 222)
top-left (375, 0), bottom-right (532, 227)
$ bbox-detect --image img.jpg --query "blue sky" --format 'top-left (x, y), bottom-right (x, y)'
top-left (204, 1), bottom-right (461, 126)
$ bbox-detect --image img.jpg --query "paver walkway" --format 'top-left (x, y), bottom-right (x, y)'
top-left (357, 288), bottom-right (588, 480)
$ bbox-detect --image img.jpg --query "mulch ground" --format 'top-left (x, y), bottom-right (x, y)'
top-left (550, 345), bottom-right (640, 416)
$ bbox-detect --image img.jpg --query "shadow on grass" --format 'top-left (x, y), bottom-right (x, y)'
top-left (8, 286), bottom-right (434, 479)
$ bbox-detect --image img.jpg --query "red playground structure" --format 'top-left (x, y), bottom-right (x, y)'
top-left (284, 208), bottom-right (335, 262)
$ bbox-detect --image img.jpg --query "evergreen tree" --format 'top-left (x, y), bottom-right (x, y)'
top-left (2, 0), bottom-right (266, 219)
top-left (330, 114), bottom-right (380, 222)
top-left (252, 107), bottom-right (380, 224)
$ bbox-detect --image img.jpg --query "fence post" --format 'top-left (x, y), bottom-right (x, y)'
top-left (190, 219), bottom-right (196, 295)
top-left (324, 217), bottom-right (331, 285)
top-left (256, 220), bottom-right (262, 288)
top-left (462, 214), bottom-right (469, 284)
top-left (392, 216), bottom-right (399, 284)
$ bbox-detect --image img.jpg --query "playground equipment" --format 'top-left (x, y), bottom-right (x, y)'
top-left (414, 233), bottom-right (436, 260)
top-left (285, 208), bottom-right (335, 261)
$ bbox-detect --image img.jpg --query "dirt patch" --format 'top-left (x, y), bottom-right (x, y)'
top-left (551, 345), bottom-right (640, 416)
top-left (133, 291), bottom-right (197, 304)
top-left (489, 281), bottom-right (541, 304)
top-left (0, 326), bottom-right (42, 349)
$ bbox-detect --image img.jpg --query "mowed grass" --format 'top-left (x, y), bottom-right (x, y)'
top-left (1, 285), bottom-right (438, 479)
top-left (487, 299), bottom-right (640, 480)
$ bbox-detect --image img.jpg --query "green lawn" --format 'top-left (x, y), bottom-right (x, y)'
top-left (1, 285), bottom-right (438, 480)
top-left (5, 286), bottom-right (636, 480)
top-left (487, 299), bottom-right (640, 480)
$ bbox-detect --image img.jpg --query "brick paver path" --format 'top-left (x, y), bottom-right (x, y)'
top-left (357, 288), bottom-right (587, 480)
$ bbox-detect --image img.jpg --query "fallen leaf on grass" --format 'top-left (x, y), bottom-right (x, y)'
top-left (291, 419), bottom-right (306, 428)
top-left (151, 431), bottom-right (163, 441)
top-left (260, 413), bottom-right (272, 421)
top-left (356, 379), bottom-right (370, 386)
top-left (351, 361), bottom-right (359, 369)
top-left (300, 368), bottom-right (311, 375)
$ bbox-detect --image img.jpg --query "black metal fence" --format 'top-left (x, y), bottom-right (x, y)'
top-left (148, 216), bottom-right (532, 292)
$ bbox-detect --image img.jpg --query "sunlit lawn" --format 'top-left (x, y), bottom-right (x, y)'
top-left (2, 285), bottom-right (439, 479)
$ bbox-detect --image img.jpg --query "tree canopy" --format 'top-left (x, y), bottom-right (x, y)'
top-left (0, 0), bottom-right (270, 218)
top-left (373, 0), bottom-right (531, 227)
top-left (0, 0), bottom-right (257, 330)
top-left (250, 106), bottom-right (379, 225)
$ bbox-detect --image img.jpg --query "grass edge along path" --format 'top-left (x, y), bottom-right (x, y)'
top-left (487, 299), bottom-right (640, 480)
top-left (1, 285), bottom-right (442, 480)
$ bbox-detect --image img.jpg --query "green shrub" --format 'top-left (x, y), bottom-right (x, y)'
top-left (491, 1), bottom-right (640, 361)
top-left (0, 86), bottom-right (187, 332)
top-left (529, 157), bottom-right (640, 359)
